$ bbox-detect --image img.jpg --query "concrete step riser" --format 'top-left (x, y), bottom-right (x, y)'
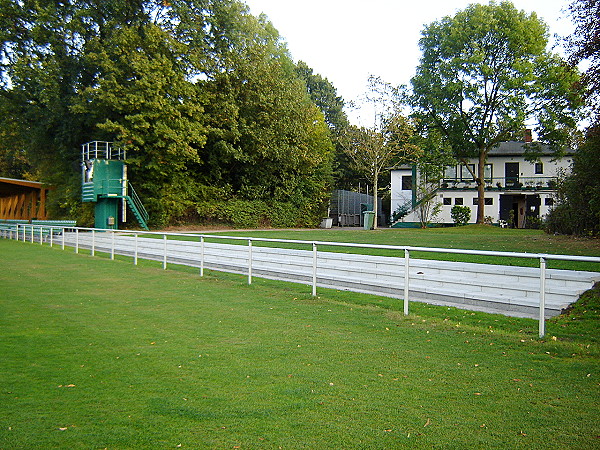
top-left (63, 234), bottom-right (599, 318)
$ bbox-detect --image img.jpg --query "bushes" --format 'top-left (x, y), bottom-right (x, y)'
top-left (195, 200), bottom-right (321, 229)
top-left (545, 127), bottom-right (600, 236)
top-left (545, 204), bottom-right (576, 235)
top-left (451, 205), bottom-right (471, 226)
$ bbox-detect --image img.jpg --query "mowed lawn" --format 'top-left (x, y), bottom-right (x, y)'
top-left (1, 237), bottom-right (599, 448)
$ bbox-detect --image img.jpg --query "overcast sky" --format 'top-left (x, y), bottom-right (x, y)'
top-left (242, 0), bottom-right (575, 124)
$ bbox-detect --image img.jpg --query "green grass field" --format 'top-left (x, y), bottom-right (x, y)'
top-left (1, 232), bottom-right (599, 448)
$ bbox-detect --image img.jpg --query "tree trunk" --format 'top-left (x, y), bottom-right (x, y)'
top-left (373, 170), bottom-right (378, 230)
top-left (476, 150), bottom-right (486, 224)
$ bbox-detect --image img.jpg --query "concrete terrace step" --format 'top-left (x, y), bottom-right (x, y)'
top-left (62, 232), bottom-right (600, 319)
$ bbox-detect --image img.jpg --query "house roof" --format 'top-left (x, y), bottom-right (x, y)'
top-left (489, 141), bottom-right (571, 157)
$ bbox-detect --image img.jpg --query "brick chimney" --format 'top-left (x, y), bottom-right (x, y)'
top-left (524, 129), bottom-right (532, 143)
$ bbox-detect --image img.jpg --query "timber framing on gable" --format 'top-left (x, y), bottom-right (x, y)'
top-left (0, 177), bottom-right (52, 220)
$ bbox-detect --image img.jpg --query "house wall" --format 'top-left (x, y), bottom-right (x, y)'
top-left (390, 154), bottom-right (572, 226)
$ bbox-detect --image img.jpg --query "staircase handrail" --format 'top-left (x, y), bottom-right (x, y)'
top-left (391, 189), bottom-right (437, 226)
top-left (127, 182), bottom-right (149, 224)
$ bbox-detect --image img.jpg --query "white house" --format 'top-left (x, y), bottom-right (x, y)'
top-left (390, 140), bottom-right (573, 228)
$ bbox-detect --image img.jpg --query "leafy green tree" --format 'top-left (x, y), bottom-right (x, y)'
top-left (567, 0), bottom-right (600, 125)
top-left (294, 61), bottom-right (358, 190)
top-left (410, 1), bottom-right (581, 224)
top-left (0, 0), bottom-right (150, 216)
top-left (194, 7), bottom-right (334, 224)
top-left (411, 128), bottom-right (456, 228)
top-left (451, 205), bottom-right (472, 226)
top-left (1, 0), bottom-right (335, 227)
top-left (343, 77), bottom-right (420, 229)
top-left (343, 115), bottom-right (419, 229)
top-left (295, 61), bottom-right (349, 132)
top-left (545, 0), bottom-right (599, 236)
top-left (0, 95), bottom-right (33, 178)
top-left (73, 23), bottom-right (208, 226)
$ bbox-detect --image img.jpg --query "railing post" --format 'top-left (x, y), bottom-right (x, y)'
top-left (248, 239), bottom-right (253, 285)
top-left (200, 236), bottom-right (204, 276)
top-left (404, 249), bottom-right (410, 315)
top-left (111, 230), bottom-right (115, 260)
top-left (312, 243), bottom-right (317, 297)
top-left (91, 229), bottom-right (95, 256)
top-left (163, 234), bottom-right (167, 269)
top-left (40, 226), bottom-right (44, 245)
top-left (62, 227), bottom-right (65, 250)
top-left (539, 257), bottom-right (547, 338)
top-left (75, 228), bottom-right (79, 253)
top-left (134, 233), bottom-right (138, 265)
top-left (49, 227), bottom-right (53, 247)
top-left (30, 225), bottom-right (34, 243)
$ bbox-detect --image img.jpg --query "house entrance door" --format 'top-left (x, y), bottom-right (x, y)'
top-left (499, 194), bottom-right (526, 228)
top-left (505, 162), bottom-right (519, 188)
top-left (524, 195), bottom-right (541, 228)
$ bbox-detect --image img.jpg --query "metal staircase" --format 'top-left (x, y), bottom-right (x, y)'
top-left (123, 183), bottom-right (149, 231)
top-left (390, 191), bottom-right (436, 228)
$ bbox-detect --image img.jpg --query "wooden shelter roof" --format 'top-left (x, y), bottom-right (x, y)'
top-left (0, 177), bottom-right (49, 195)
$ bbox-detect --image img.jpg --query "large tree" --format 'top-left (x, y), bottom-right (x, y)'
top-left (0, 0), bottom-right (334, 226)
top-left (294, 61), bottom-right (358, 190)
top-left (410, 1), bottom-right (581, 223)
top-left (197, 8), bottom-right (334, 222)
top-left (545, 0), bottom-right (600, 236)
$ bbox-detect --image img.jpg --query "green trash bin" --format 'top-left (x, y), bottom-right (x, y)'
top-left (363, 211), bottom-right (375, 230)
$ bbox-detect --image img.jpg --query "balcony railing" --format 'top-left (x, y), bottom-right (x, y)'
top-left (439, 177), bottom-right (557, 191)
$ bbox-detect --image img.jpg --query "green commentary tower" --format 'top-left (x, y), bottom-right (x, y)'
top-left (81, 141), bottom-right (149, 230)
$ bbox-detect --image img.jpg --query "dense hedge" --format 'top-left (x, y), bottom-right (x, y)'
top-left (194, 200), bottom-right (323, 229)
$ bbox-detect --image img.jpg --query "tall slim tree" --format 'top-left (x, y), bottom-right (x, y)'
top-left (545, 0), bottom-right (600, 235)
top-left (294, 61), bottom-right (357, 189)
top-left (343, 114), bottom-right (420, 229)
top-left (567, 0), bottom-right (600, 125)
top-left (410, 1), bottom-right (581, 223)
top-left (343, 76), bottom-right (420, 229)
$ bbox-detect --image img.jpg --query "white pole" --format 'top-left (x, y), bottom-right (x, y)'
top-left (62, 227), bottom-right (65, 250)
top-left (111, 230), bottom-right (115, 260)
top-left (40, 226), bottom-right (44, 245)
top-left (404, 249), bottom-right (410, 315)
top-left (163, 234), bottom-right (167, 269)
top-left (200, 236), bottom-right (204, 276)
top-left (75, 228), bottom-right (79, 253)
top-left (49, 227), bottom-right (53, 247)
top-left (91, 229), bottom-right (95, 256)
top-left (248, 239), bottom-right (253, 285)
top-left (312, 243), bottom-right (317, 297)
top-left (30, 225), bottom-right (34, 243)
top-left (539, 257), bottom-right (547, 338)
top-left (134, 233), bottom-right (138, 265)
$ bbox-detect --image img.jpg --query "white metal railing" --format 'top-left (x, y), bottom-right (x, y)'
top-left (4, 224), bottom-right (600, 338)
top-left (81, 141), bottom-right (125, 162)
